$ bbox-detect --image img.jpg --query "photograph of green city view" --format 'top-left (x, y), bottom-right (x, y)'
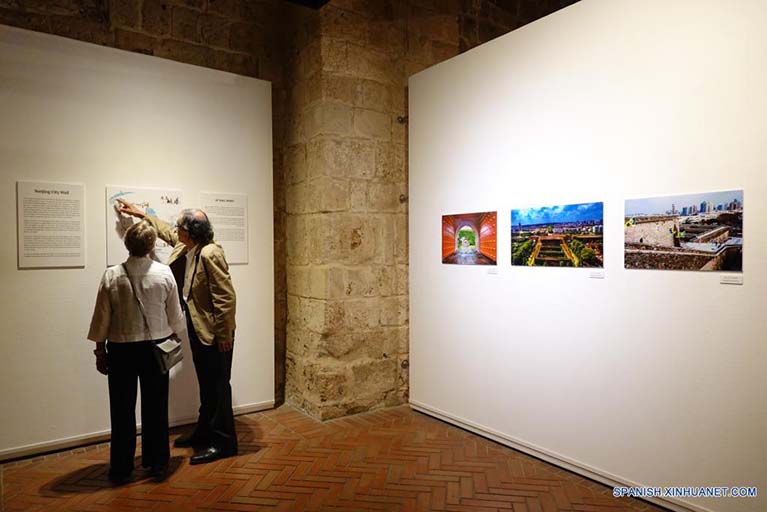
top-left (511, 202), bottom-right (604, 267)
top-left (625, 190), bottom-right (743, 271)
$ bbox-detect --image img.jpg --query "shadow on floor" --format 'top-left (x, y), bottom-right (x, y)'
top-left (232, 417), bottom-right (264, 456)
top-left (170, 418), bottom-right (264, 456)
top-left (39, 455), bottom-right (184, 494)
top-left (168, 420), bottom-right (263, 458)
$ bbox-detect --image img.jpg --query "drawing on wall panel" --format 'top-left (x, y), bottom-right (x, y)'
top-left (442, 211), bottom-right (497, 265)
top-left (625, 190), bottom-right (743, 271)
top-left (106, 186), bottom-right (186, 266)
top-left (511, 202), bottom-right (604, 267)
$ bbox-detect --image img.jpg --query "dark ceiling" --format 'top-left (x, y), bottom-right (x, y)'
top-left (284, 0), bottom-right (331, 9)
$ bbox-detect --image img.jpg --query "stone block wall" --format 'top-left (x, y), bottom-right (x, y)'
top-left (625, 219), bottom-right (676, 247)
top-left (460, 0), bottom-right (579, 52)
top-left (0, 0), bottom-right (578, 419)
top-left (624, 251), bottom-right (715, 271)
top-left (0, 0), bottom-right (288, 79)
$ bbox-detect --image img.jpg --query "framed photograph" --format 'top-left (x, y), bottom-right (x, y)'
top-left (624, 190), bottom-right (743, 271)
top-left (511, 202), bottom-right (603, 268)
top-left (441, 211), bottom-right (497, 265)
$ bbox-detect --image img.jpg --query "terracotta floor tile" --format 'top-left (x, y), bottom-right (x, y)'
top-left (1, 405), bottom-right (666, 511)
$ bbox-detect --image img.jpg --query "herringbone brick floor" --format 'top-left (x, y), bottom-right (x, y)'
top-left (1, 405), bottom-right (666, 511)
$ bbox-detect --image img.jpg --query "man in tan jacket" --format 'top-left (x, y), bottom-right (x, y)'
top-left (116, 199), bottom-right (237, 465)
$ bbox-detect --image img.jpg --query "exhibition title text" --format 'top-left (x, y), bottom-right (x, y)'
top-left (35, 189), bottom-right (70, 196)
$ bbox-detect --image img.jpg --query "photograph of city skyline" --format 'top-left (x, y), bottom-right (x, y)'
top-left (511, 202), bottom-right (604, 267)
top-left (624, 189), bottom-right (743, 271)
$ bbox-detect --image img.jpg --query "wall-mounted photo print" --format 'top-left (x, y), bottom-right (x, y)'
top-left (511, 202), bottom-right (604, 267)
top-left (442, 211), bottom-right (497, 265)
top-left (625, 190), bottom-right (743, 272)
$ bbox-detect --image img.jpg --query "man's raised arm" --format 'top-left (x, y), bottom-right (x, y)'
top-left (115, 198), bottom-right (179, 246)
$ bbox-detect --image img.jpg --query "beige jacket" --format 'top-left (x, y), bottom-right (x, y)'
top-left (145, 215), bottom-right (236, 345)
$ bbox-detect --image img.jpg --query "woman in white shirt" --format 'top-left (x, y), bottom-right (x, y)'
top-left (88, 221), bottom-right (185, 482)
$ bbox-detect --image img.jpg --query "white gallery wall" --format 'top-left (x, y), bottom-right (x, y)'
top-left (409, 2), bottom-right (766, 512)
top-left (0, 26), bottom-right (274, 458)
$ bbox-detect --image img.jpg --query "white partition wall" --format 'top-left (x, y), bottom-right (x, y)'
top-left (0, 26), bottom-right (274, 458)
top-left (408, 2), bottom-right (766, 512)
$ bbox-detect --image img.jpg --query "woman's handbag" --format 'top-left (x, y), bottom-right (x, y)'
top-left (153, 335), bottom-right (184, 373)
top-left (122, 264), bottom-right (183, 374)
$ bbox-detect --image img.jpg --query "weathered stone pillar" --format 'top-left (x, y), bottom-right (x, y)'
top-left (284, 2), bottom-right (410, 419)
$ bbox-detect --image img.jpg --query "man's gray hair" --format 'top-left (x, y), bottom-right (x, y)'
top-left (177, 209), bottom-right (214, 245)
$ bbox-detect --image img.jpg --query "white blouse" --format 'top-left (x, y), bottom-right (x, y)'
top-left (88, 256), bottom-right (186, 343)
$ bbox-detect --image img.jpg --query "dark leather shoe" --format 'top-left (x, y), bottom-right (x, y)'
top-left (189, 446), bottom-right (234, 465)
top-left (174, 432), bottom-right (206, 448)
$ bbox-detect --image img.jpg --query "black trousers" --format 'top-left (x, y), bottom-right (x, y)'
top-left (187, 314), bottom-right (237, 454)
top-left (107, 341), bottom-right (169, 474)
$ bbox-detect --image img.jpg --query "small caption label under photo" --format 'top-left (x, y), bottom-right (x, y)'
top-left (613, 486), bottom-right (758, 499)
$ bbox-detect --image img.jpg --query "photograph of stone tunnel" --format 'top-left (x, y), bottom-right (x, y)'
top-left (625, 189), bottom-right (743, 271)
top-left (512, 202), bottom-right (604, 267)
top-left (441, 211), bottom-right (497, 265)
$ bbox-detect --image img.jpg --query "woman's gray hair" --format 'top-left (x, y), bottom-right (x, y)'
top-left (124, 221), bottom-right (157, 257)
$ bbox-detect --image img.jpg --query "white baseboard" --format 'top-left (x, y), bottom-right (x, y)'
top-left (0, 399), bottom-right (274, 463)
top-left (232, 401), bottom-right (275, 417)
top-left (410, 400), bottom-right (714, 512)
